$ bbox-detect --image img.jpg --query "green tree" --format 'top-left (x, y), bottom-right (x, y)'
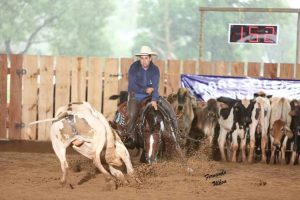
top-left (133, 0), bottom-right (294, 63)
top-left (0, 0), bottom-right (114, 56)
top-left (134, 0), bottom-right (202, 60)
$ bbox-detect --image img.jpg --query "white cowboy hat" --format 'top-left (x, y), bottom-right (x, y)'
top-left (135, 45), bottom-right (157, 56)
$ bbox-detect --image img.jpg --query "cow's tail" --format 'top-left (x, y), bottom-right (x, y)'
top-left (25, 117), bottom-right (58, 140)
top-left (27, 118), bottom-right (58, 126)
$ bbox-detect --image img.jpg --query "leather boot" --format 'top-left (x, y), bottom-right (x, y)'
top-left (124, 92), bottom-right (138, 149)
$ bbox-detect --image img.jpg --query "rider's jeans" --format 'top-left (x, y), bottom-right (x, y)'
top-left (126, 93), bottom-right (139, 140)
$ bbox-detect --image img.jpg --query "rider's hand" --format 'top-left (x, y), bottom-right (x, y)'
top-left (146, 87), bottom-right (154, 94)
top-left (151, 101), bottom-right (158, 110)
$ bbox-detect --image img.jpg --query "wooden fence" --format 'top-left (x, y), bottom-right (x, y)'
top-left (1, 54), bottom-right (300, 141)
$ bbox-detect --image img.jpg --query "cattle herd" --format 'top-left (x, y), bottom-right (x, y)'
top-left (26, 89), bottom-right (300, 189)
top-left (169, 88), bottom-right (300, 166)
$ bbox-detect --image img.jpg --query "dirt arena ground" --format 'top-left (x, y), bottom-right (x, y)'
top-left (0, 141), bottom-right (299, 200)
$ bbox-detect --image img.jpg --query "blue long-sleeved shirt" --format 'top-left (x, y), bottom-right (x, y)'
top-left (128, 60), bottom-right (160, 101)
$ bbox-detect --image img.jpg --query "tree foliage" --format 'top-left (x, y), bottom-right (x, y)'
top-left (0, 0), bottom-right (114, 56)
top-left (133, 0), bottom-right (295, 62)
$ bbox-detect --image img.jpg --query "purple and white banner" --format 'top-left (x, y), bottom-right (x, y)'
top-left (181, 74), bottom-right (300, 101)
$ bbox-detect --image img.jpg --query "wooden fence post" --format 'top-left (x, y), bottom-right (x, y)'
top-left (0, 54), bottom-right (8, 139)
top-left (71, 57), bottom-right (87, 102)
top-left (231, 62), bottom-right (245, 77)
top-left (9, 54), bottom-right (23, 140)
top-left (247, 62), bottom-right (261, 78)
top-left (120, 58), bottom-right (133, 92)
top-left (215, 61), bottom-right (229, 76)
top-left (87, 57), bottom-right (104, 112)
top-left (182, 60), bottom-right (197, 75)
top-left (38, 56), bottom-right (55, 140)
top-left (55, 56), bottom-right (71, 113)
top-left (264, 63), bottom-right (278, 79)
top-left (198, 61), bottom-right (213, 75)
top-left (155, 59), bottom-right (166, 97)
top-left (21, 55), bottom-right (39, 140)
top-left (103, 58), bottom-right (118, 120)
top-left (296, 64), bottom-right (300, 79)
top-left (279, 63), bottom-right (294, 79)
top-left (166, 60), bottom-right (181, 94)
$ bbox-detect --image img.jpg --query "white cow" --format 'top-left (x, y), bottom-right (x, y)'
top-left (28, 102), bottom-right (138, 188)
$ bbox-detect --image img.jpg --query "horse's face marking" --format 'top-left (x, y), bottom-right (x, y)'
top-left (143, 106), bottom-right (163, 164)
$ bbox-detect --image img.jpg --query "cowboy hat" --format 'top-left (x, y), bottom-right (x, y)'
top-left (135, 45), bottom-right (157, 56)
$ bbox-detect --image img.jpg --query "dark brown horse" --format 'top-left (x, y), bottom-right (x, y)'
top-left (110, 94), bottom-right (185, 164)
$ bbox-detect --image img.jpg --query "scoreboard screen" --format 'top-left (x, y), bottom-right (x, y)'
top-left (228, 24), bottom-right (278, 44)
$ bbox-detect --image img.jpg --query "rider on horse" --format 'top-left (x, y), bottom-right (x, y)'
top-left (124, 45), bottom-right (178, 149)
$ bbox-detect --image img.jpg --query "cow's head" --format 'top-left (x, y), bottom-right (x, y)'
top-left (167, 88), bottom-right (196, 118)
top-left (270, 119), bottom-right (293, 148)
top-left (205, 98), bottom-right (219, 120)
top-left (166, 88), bottom-right (197, 136)
top-left (194, 99), bottom-right (219, 131)
top-left (289, 99), bottom-right (300, 117)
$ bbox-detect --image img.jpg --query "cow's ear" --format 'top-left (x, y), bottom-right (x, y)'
top-left (253, 93), bottom-right (258, 98)
top-left (266, 95), bottom-right (272, 99)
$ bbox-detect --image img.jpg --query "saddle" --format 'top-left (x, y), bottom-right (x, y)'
top-left (111, 96), bottom-right (171, 136)
top-left (110, 96), bottom-right (152, 132)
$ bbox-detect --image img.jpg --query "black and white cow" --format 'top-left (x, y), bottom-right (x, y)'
top-left (216, 97), bottom-right (255, 162)
top-left (248, 92), bottom-right (271, 163)
top-left (288, 99), bottom-right (300, 165)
